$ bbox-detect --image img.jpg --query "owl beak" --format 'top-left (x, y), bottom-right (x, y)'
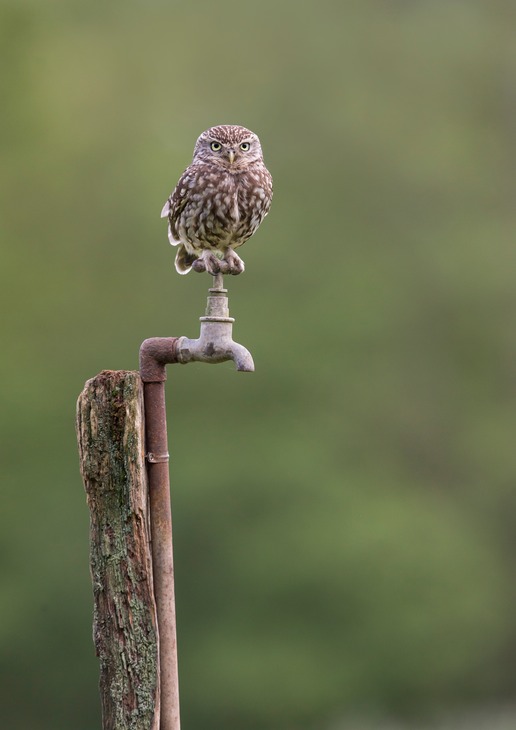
top-left (228, 149), bottom-right (236, 165)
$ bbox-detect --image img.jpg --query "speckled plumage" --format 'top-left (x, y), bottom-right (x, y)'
top-left (161, 125), bottom-right (273, 275)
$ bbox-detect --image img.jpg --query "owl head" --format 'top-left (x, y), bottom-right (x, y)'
top-left (193, 124), bottom-right (264, 170)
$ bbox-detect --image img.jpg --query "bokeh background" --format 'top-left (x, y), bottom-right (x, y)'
top-left (2, 1), bottom-right (516, 728)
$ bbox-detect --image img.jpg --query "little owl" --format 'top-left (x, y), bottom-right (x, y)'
top-left (161, 124), bottom-right (273, 275)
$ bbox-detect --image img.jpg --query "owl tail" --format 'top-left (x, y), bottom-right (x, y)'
top-left (175, 245), bottom-right (197, 275)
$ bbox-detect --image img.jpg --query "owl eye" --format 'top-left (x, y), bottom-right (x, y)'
top-left (210, 141), bottom-right (222, 151)
top-left (240, 142), bottom-right (250, 151)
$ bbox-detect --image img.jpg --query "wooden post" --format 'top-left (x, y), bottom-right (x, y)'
top-left (76, 370), bottom-right (160, 730)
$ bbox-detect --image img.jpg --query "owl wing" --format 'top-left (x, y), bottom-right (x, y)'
top-left (161, 168), bottom-right (192, 246)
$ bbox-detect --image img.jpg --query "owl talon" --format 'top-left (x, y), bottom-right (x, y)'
top-left (193, 250), bottom-right (225, 276)
top-left (192, 259), bottom-right (206, 273)
top-left (229, 261), bottom-right (244, 275)
top-left (191, 253), bottom-right (242, 275)
top-left (224, 250), bottom-right (245, 275)
top-left (218, 260), bottom-right (231, 274)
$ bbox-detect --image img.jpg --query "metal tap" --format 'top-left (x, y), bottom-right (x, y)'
top-left (176, 273), bottom-right (255, 372)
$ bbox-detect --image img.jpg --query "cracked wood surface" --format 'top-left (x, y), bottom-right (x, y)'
top-left (77, 370), bottom-right (159, 730)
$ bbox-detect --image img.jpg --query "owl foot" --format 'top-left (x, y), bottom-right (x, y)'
top-left (192, 250), bottom-right (230, 275)
top-left (223, 249), bottom-right (245, 275)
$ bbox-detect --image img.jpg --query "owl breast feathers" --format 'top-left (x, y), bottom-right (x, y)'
top-left (161, 124), bottom-right (273, 275)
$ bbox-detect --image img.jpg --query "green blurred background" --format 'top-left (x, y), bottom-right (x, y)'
top-left (2, 0), bottom-right (516, 728)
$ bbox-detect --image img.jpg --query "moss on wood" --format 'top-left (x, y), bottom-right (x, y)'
top-left (77, 370), bottom-right (159, 730)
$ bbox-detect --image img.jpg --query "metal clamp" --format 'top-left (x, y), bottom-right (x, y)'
top-left (146, 452), bottom-right (170, 463)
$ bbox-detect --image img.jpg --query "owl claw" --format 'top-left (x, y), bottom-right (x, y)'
top-left (218, 260), bottom-right (231, 274)
top-left (192, 259), bottom-right (207, 273)
top-left (192, 250), bottom-right (225, 276)
top-left (192, 249), bottom-right (244, 276)
top-left (224, 250), bottom-right (245, 275)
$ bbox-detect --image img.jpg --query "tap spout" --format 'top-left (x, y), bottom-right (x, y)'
top-left (230, 342), bottom-right (255, 372)
top-left (177, 332), bottom-right (254, 371)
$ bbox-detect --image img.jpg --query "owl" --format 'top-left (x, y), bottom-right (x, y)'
top-left (161, 125), bottom-right (273, 275)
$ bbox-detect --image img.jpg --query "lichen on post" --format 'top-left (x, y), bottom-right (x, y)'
top-left (76, 370), bottom-right (160, 730)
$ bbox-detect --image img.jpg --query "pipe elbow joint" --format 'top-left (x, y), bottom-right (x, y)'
top-left (139, 337), bottom-right (180, 382)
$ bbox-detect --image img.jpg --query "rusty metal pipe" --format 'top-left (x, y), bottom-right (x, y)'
top-left (140, 338), bottom-right (181, 730)
top-left (139, 276), bottom-right (253, 729)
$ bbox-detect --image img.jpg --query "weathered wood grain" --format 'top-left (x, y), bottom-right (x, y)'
top-left (76, 370), bottom-right (159, 730)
